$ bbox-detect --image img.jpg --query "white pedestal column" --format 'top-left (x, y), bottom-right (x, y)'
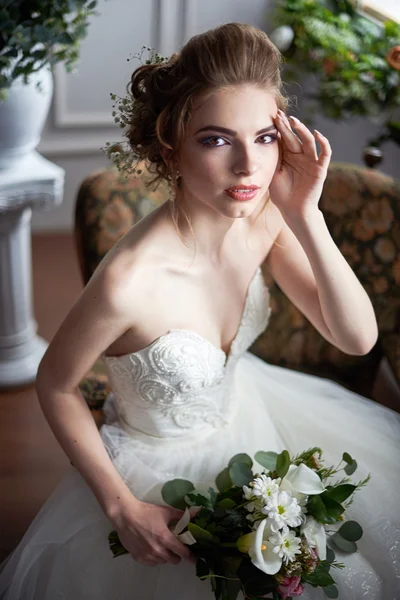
top-left (0, 151), bottom-right (64, 388)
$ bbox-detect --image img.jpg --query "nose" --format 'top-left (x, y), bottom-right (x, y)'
top-left (232, 143), bottom-right (259, 177)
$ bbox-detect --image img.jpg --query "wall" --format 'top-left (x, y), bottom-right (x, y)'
top-left (33, 0), bottom-right (398, 232)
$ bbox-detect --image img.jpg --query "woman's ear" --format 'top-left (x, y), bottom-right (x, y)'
top-left (160, 147), bottom-right (171, 166)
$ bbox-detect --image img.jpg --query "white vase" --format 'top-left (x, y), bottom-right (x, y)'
top-left (0, 64), bottom-right (53, 169)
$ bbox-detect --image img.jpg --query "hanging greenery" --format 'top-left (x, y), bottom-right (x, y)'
top-left (271, 0), bottom-right (400, 148)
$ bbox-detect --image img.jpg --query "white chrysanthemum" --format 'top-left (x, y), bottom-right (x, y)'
top-left (250, 475), bottom-right (281, 501)
top-left (269, 527), bottom-right (302, 564)
top-left (262, 490), bottom-right (302, 531)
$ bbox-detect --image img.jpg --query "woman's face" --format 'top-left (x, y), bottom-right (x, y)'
top-left (176, 84), bottom-right (280, 219)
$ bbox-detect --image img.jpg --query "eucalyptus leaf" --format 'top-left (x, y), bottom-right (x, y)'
top-left (254, 451), bottom-right (278, 471)
top-left (344, 460), bottom-right (358, 476)
top-left (331, 533), bottom-right (358, 553)
top-left (228, 453), bottom-right (253, 468)
top-left (161, 479), bottom-right (194, 510)
top-left (229, 461), bottom-right (253, 487)
top-left (216, 467), bottom-right (232, 492)
top-left (324, 584), bottom-right (339, 598)
top-left (276, 449), bottom-right (291, 478)
top-left (337, 520), bottom-right (363, 541)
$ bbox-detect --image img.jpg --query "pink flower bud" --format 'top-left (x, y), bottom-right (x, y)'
top-left (276, 575), bottom-right (304, 598)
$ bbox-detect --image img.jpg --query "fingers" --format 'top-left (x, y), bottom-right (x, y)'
top-left (275, 110), bottom-right (331, 166)
top-left (288, 116), bottom-right (318, 159)
top-left (275, 110), bottom-right (302, 154)
top-left (314, 129), bottom-right (332, 168)
top-left (166, 530), bottom-right (197, 564)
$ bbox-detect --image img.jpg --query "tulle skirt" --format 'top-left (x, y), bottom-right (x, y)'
top-left (1, 352), bottom-right (399, 599)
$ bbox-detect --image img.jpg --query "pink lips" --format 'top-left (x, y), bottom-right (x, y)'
top-left (224, 185), bottom-right (260, 201)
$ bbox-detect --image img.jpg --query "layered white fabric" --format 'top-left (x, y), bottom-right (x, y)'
top-left (1, 267), bottom-right (399, 599)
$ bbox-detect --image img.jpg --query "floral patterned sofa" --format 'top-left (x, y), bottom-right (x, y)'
top-left (74, 162), bottom-right (400, 421)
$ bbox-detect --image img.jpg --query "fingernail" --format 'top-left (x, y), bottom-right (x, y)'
top-left (314, 129), bottom-right (322, 135)
top-left (289, 116), bottom-right (300, 124)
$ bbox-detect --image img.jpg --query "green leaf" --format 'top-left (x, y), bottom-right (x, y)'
top-left (331, 533), bottom-right (358, 553)
top-left (185, 492), bottom-right (214, 510)
top-left (326, 547), bottom-right (336, 563)
top-left (324, 584), bottom-right (339, 598)
top-left (344, 460), bottom-right (358, 475)
top-left (228, 453), bottom-right (253, 468)
top-left (217, 498), bottom-right (237, 509)
top-left (229, 462), bottom-right (253, 487)
top-left (187, 522), bottom-right (213, 542)
top-left (308, 494), bottom-right (327, 522)
top-left (303, 568), bottom-right (335, 586)
top-left (254, 451), bottom-right (278, 471)
top-left (337, 520), bottom-right (363, 541)
top-left (323, 484), bottom-right (356, 503)
top-left (216, 467), bottom-right (232, 492)
top-left (161, 478), bottom-right (194, 510)
top-left (321, 495), bottom-right (345, 521)
top-left (276, 450), bottom-right (291, 478)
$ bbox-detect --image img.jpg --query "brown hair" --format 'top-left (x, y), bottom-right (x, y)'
top-left (126, 22), bottom-right (288, 240)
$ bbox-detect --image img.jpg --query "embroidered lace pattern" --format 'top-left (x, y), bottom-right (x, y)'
top-left (102, 268), bottom-right (271, 437)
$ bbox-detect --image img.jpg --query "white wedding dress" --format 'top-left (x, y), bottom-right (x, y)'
top-left (1, 267), bottom-right (399, 599)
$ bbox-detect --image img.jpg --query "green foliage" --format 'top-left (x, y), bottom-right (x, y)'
top-left (0, 0), bottom-right (99, 98)
top-left (161, 478), bottom-right (195, 510)
top-left (272, 0), bottom-right (400, 147)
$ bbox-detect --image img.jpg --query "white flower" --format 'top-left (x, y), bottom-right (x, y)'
top-left (269, 527), bottom-right (302, 564)
top-left (250, 474), bottom-right (281, 502)
top-left (301, 516), bottom-right (327, 560)
top-left (281, 464), bottom-right (325, 496)
top-left (262, 490), bottom-right (302, 531)
top-left (249, 518), bottom-right (282, 575)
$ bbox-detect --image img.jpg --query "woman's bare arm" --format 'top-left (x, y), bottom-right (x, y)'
top-left (35, 262), bottom-right (143, 519)
top-left (266, 210), bottom-right (378, 355)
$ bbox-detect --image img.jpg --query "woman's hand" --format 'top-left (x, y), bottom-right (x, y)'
top-left (269, 110), bottom-right (332, 219)
top-left (111, 498), bottom-right (197, 567)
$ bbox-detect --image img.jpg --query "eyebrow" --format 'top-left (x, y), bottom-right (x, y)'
top-left (194, 124), bottom-right (277, 136)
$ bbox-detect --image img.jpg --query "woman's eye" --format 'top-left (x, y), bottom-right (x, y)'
top-left (200, 136), bottom-right (226, 147)
top-left (257, 134), bottom-right (278, 144)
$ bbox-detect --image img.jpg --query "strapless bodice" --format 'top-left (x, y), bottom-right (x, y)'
top-left (102, 267), bottom-right (271, 440)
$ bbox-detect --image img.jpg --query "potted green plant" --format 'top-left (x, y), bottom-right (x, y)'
top-left (270, 0), bottom-right (400, 166)
top-left (0, 0), bottom-right (98, 168)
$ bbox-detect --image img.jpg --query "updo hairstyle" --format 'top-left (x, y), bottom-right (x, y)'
top-left (127, 22), bottom-right (288, 185)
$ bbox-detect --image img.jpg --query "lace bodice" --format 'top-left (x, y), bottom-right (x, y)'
top-left (102, 267), bottom-right (271, 440)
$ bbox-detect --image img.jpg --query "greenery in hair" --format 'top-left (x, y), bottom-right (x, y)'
top-left (101, 46), bottom-right (169, 177)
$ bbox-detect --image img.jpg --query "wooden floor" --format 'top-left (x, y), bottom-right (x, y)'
top-left (0, 234), bottom-right (83, 562)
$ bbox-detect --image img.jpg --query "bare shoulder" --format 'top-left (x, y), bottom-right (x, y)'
top-left (37, 204), bottom-right (174, 392)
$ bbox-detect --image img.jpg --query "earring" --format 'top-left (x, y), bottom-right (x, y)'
top-left (167, 169), bottom-right (180, 203)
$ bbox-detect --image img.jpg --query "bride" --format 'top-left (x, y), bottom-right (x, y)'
top-left (0, 22), bottom-right (399, 600)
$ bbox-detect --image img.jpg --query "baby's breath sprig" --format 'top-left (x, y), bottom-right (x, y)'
top-left (101, 46), bottom-right (169, 178)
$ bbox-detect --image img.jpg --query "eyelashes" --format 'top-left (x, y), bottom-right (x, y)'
top-left (199, 134), bottom-right (278, 148)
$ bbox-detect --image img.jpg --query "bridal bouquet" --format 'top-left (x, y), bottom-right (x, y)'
top-left (109, 447), bottom-right (369, 600)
